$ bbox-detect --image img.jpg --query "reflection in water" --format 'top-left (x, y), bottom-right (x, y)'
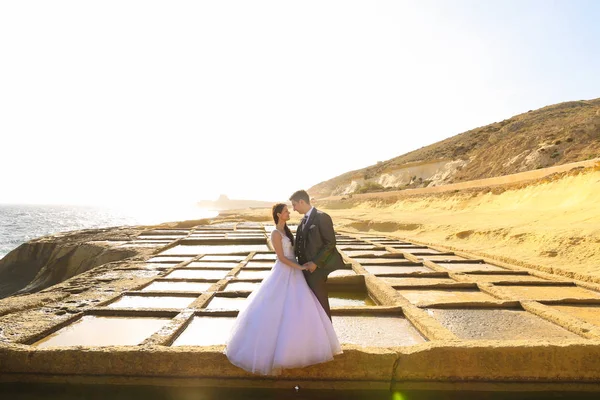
top-left (185, 261), bottom-right (240, 269)
top-left (200, 255), bottom-right (247, 262)
top-left (251, 253), bottom-right (276, 261)
top-left (329, 291), bottom-right (376, 307)
top-left (171, 316), bottom-right (236, 346)
top-left (142, 281), bottom-right (213, 292)
top-left (147, 256), bottom-right (194, 263)
top-left (33, 316), bottom-right (169, 347)
top-left (165, 269), bottom-right (230, 280)
top-left (244, 261), bottom-right (274, 268)
top-left (107, 295), bottom-right (197, 309)
top-left (160, 244), bottom-right (270, 255)
top-left (205, 296), bottom-right (249, 311)
top-left (235, 270), bottom-right (270, 280)
top-left (224, 282), bottom-right (261, 292)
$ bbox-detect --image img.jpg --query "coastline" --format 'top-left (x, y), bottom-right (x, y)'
top-left (0, 204), bottom-right (219, 260)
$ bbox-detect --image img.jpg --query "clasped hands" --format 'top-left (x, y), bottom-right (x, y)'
top-left (302, 262), bottom-right (317, 273)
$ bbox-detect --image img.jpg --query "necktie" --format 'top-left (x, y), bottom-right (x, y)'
top-left (301, 215), bottom-right (308, 231)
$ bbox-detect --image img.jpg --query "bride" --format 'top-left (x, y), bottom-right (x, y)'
top-left (225, 203), bottom-right (342, 375)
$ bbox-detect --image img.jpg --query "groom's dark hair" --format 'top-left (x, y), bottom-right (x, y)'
top-left (289, 190), bottom-right (310, 204)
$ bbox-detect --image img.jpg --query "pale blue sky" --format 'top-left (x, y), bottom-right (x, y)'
top-left (428, 0), bottom-right (600, 115)
top-left (1, 0), bottom-right (599, 206)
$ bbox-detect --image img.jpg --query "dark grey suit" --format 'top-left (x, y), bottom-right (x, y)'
top-left (294, 208), bottom-right (344, 320)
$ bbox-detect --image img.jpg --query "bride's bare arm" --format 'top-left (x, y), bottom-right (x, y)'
top-left (271, 231), bottom-right (306, 270)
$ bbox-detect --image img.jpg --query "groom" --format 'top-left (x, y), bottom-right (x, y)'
top-left (290, 190), bottom-right (344, 320)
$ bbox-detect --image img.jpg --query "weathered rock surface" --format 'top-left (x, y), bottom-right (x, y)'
top-left (2, 220), bottom-right (600, 391)
top-left (0, 227), bottom-right (152, 299)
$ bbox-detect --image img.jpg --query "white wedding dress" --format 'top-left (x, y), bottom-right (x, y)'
top-left (225, 230), bottom-right (342, 375)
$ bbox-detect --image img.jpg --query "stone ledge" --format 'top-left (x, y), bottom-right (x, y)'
top-left (3, 341), bottom-right (600, 387)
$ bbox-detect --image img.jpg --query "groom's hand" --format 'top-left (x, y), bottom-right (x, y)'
top-left (304, 262), bottom-right (317, 273)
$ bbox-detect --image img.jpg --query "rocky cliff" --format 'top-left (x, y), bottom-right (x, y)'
top-left (0, 227), bottom-right (149, 299)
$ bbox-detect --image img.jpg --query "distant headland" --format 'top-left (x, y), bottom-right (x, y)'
top-left (197, 195), bottom-right (275, 211)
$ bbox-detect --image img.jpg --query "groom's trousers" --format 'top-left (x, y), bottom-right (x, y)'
top-left (303, 268), bottom-right (331, 320)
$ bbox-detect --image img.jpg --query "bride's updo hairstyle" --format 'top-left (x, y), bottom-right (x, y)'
top-left (272, 203), bottom-right (294, 245)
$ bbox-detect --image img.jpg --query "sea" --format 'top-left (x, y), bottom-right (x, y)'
top-left (0, 204), bottom-right (218, 260)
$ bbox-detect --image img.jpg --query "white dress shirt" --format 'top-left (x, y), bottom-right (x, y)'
top-left (302, 207), bottom-right (314, 230)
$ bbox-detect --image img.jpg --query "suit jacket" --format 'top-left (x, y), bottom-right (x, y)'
top-left (294, 208), bottom-right (344, 273)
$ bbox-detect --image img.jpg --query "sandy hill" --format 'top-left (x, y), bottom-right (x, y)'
top-left (309, 98), bottom-right (600, 198)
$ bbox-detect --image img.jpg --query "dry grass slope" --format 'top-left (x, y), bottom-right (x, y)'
top-left (310, 98), bottom-right (600, 197)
